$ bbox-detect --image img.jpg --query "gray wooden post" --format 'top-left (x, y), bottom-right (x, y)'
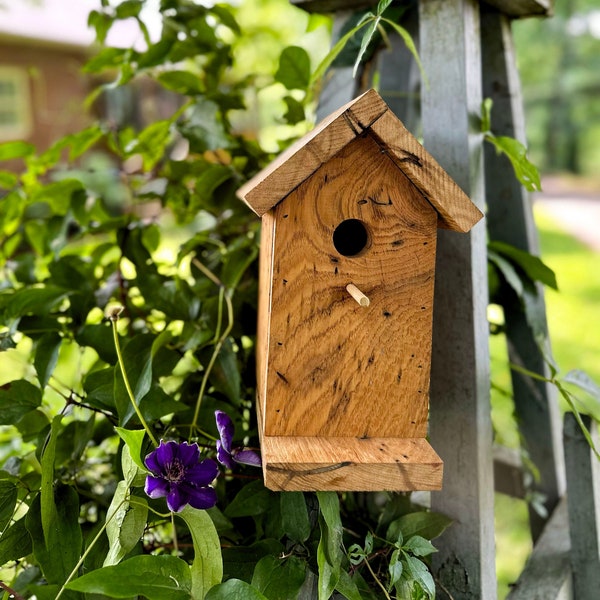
top-left (419, 1), bottom-right (496, 598)
top-left (564, 413), bottom-right (600, 599)
top-left (481, 6), bottom-right (565, 541)
top-left (506, 497), bottom-right (573, 600)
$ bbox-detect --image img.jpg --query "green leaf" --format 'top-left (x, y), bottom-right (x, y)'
top-left (25, 486), bottom-right (82, 586)
top-left (251, 555), bottom-right (307, 599)
top-left (0, 518), bottom-right (32, 565)
top-left (205, 579), bottom-right (269, 600)
top-left (221, 539), bottom-right (284, 583)
top-left (376, 0), bottom-right (393, 14)
top-left (387, 511), bottom-right (452, 544)
top-left (316, 492), bottom-right (343, 599)
top-left (487, 249), bottom-right (524, 298)
top-left (481, 98), bottom-right (493, 134)
top-left (34, 332), bottom-right (62, 388)
top-left (67, 555), bottom-right (192, 599)
top-left (104, 480), bottom-right (148, 566)
top-left (311, 22), bottom-right (369, 87)
top-left (115, 0), bottom-right (143, 18)
top-left (485, 134), bottom-right (541, 192)
top-left (488, 241), bottom-right (557, 290)
top-left (564, 370), bottom-right (600, 401)
top-left (353, 18), bottom-right (379, 77)
top-left (404, 554), bottom-right (435, 598)
top-left (334, 570), bottom-right (364, 600)
top-left (0, 140), bottom-right (35, 160)
top-left (0, 380), bottom-right (42, 425)
top-left (0, 169), bottom-right (18, 188)
top-left (65, 125), bottom-right (104, 161)
top-left (32, 179), bottom-right (86, 215)
top-left (178, 506), bottom-right (223, 598)
top-left (282, 96), bottom-right (306, 125)
top-left (158, 70), bottom-right (205, 95)
top-left (115, 427), bottom-right (147, 472)
top-left (403, 535), bottom-right (437, 557)
top-left (88, 9), bottom-right (113, 44)
top-left (280, 492), bottom-right (310, 542)
top-left (40, 415), bottom-right (61, 545)
top-left (388, 548), bottom-right (403, 588)
top-left (276, 46), bottom-right (311, 90)
top-left (130, 119), bottom-right (173, 171)
top-left (0, 480), bottom-right (18, 530)
top-left (5, 286), bottom-right (70, 319)
top-left (179, 102), bottom-right (229, 153)
top-left (225, 481), bottom-right (272, 518)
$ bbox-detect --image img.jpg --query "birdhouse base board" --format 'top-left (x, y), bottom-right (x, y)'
top-left (260, 436), bottom-right (443, 492)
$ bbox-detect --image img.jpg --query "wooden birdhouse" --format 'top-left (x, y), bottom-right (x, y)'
top-left (237, 89), bottom-right (483, 492)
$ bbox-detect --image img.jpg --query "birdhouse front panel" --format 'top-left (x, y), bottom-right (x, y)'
top-left (260, 133), bottom-right (438, 440)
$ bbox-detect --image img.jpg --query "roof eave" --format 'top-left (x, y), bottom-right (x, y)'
top-left (238, 89), bottom-right (484, 233)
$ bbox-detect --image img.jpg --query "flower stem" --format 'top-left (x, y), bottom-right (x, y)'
top-left (189, 260), bottom-right (234, 440)
top-left (109, 309), bottom-right (158, 447)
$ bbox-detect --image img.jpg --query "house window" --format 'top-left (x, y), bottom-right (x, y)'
top-left (0, 67), bottom-right (32, 141)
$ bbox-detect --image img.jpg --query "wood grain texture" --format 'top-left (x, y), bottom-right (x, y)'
top-left (420, 0), bottom-right (497, 596)
top-left (262, 436), bottom-right (443, 491)
top-left (506, 498), bottom-right (572, 600)
top-left (262, 134), bottom-right (437, 439)
top-left (368, 110), bottom-right (483, 232)
top-left (238, 89), bottom-right (483, 234)
top-left (563, 414), bottom-right (600, 599)
top-left (238, 89), bottom-right (387, 217)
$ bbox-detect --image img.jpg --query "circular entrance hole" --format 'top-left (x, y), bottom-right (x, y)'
top-left (332, 219), bottom-right (369, 257)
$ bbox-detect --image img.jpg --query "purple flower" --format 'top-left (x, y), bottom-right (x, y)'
top-left (144, 440), bottom-right (218, 512)
top-left (215, 410), bottom-right (261, 469)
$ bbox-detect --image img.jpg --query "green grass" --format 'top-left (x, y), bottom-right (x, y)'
top-left (493, 203), bottom-right (600, 598)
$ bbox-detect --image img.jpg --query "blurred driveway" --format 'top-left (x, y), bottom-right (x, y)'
top-left (534, 177), bottom-right (600, 252)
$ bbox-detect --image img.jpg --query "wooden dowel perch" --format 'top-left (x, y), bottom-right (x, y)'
top-left (346, 283), bottom-right (370, 307)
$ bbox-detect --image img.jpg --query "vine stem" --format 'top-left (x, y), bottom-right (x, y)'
top-left (189, 259), bottom-right (233, 440)
top-left (55, 496), bottom-right (128, 600)
top-left (109, 308), bottom-right (159, 447)
top-left (363, 556), bottom-right (392, 600)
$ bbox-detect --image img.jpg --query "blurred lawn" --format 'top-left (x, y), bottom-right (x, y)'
top-left (493, 201), bottom-right (600, 598)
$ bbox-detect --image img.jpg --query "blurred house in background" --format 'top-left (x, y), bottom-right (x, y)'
top-left (0, 0), bottom-right (171, 153)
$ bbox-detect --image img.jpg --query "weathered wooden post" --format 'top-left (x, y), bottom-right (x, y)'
top-left (238, 89), bottom-right (482, 492)
top-left (419, 1), bottom-right (497, 597)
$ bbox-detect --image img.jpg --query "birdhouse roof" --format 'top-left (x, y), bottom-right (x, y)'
top-left (237, 89), bottom-right (483, 233)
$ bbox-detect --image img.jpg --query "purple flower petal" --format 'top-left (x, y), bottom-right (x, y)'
top-left (215, 410), bottom-right (234, 454)
top-left (185, 459), bottom-right (219, 485)
top-left (176, 441), bottom-right (200, 467)
top-left (145, 440), bottom-right (176, 473)
top-left (144, 440), bottom-right (220, 512)
top-left (166, 486), bottom-right (188, 513)
top-left (216, 441), bottom-right (235, 469)
top-left (233, 449), bottom-right (262, 468)
top-left (182, 484), bottom-right (217, 510)
top-left (145, 475), bottom-right (169, 499)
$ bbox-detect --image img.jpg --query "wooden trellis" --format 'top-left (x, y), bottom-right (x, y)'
top-left (290, 0), bottom-right (600, 598)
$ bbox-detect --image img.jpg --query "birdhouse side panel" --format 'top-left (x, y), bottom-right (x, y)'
top-left (263, 134), bottom-right (438, 440)
top-left (256, 211), bottom-right (276, 434)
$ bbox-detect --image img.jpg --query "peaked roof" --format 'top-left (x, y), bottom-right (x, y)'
top-left (238, 89), bottom-right (483, 233)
